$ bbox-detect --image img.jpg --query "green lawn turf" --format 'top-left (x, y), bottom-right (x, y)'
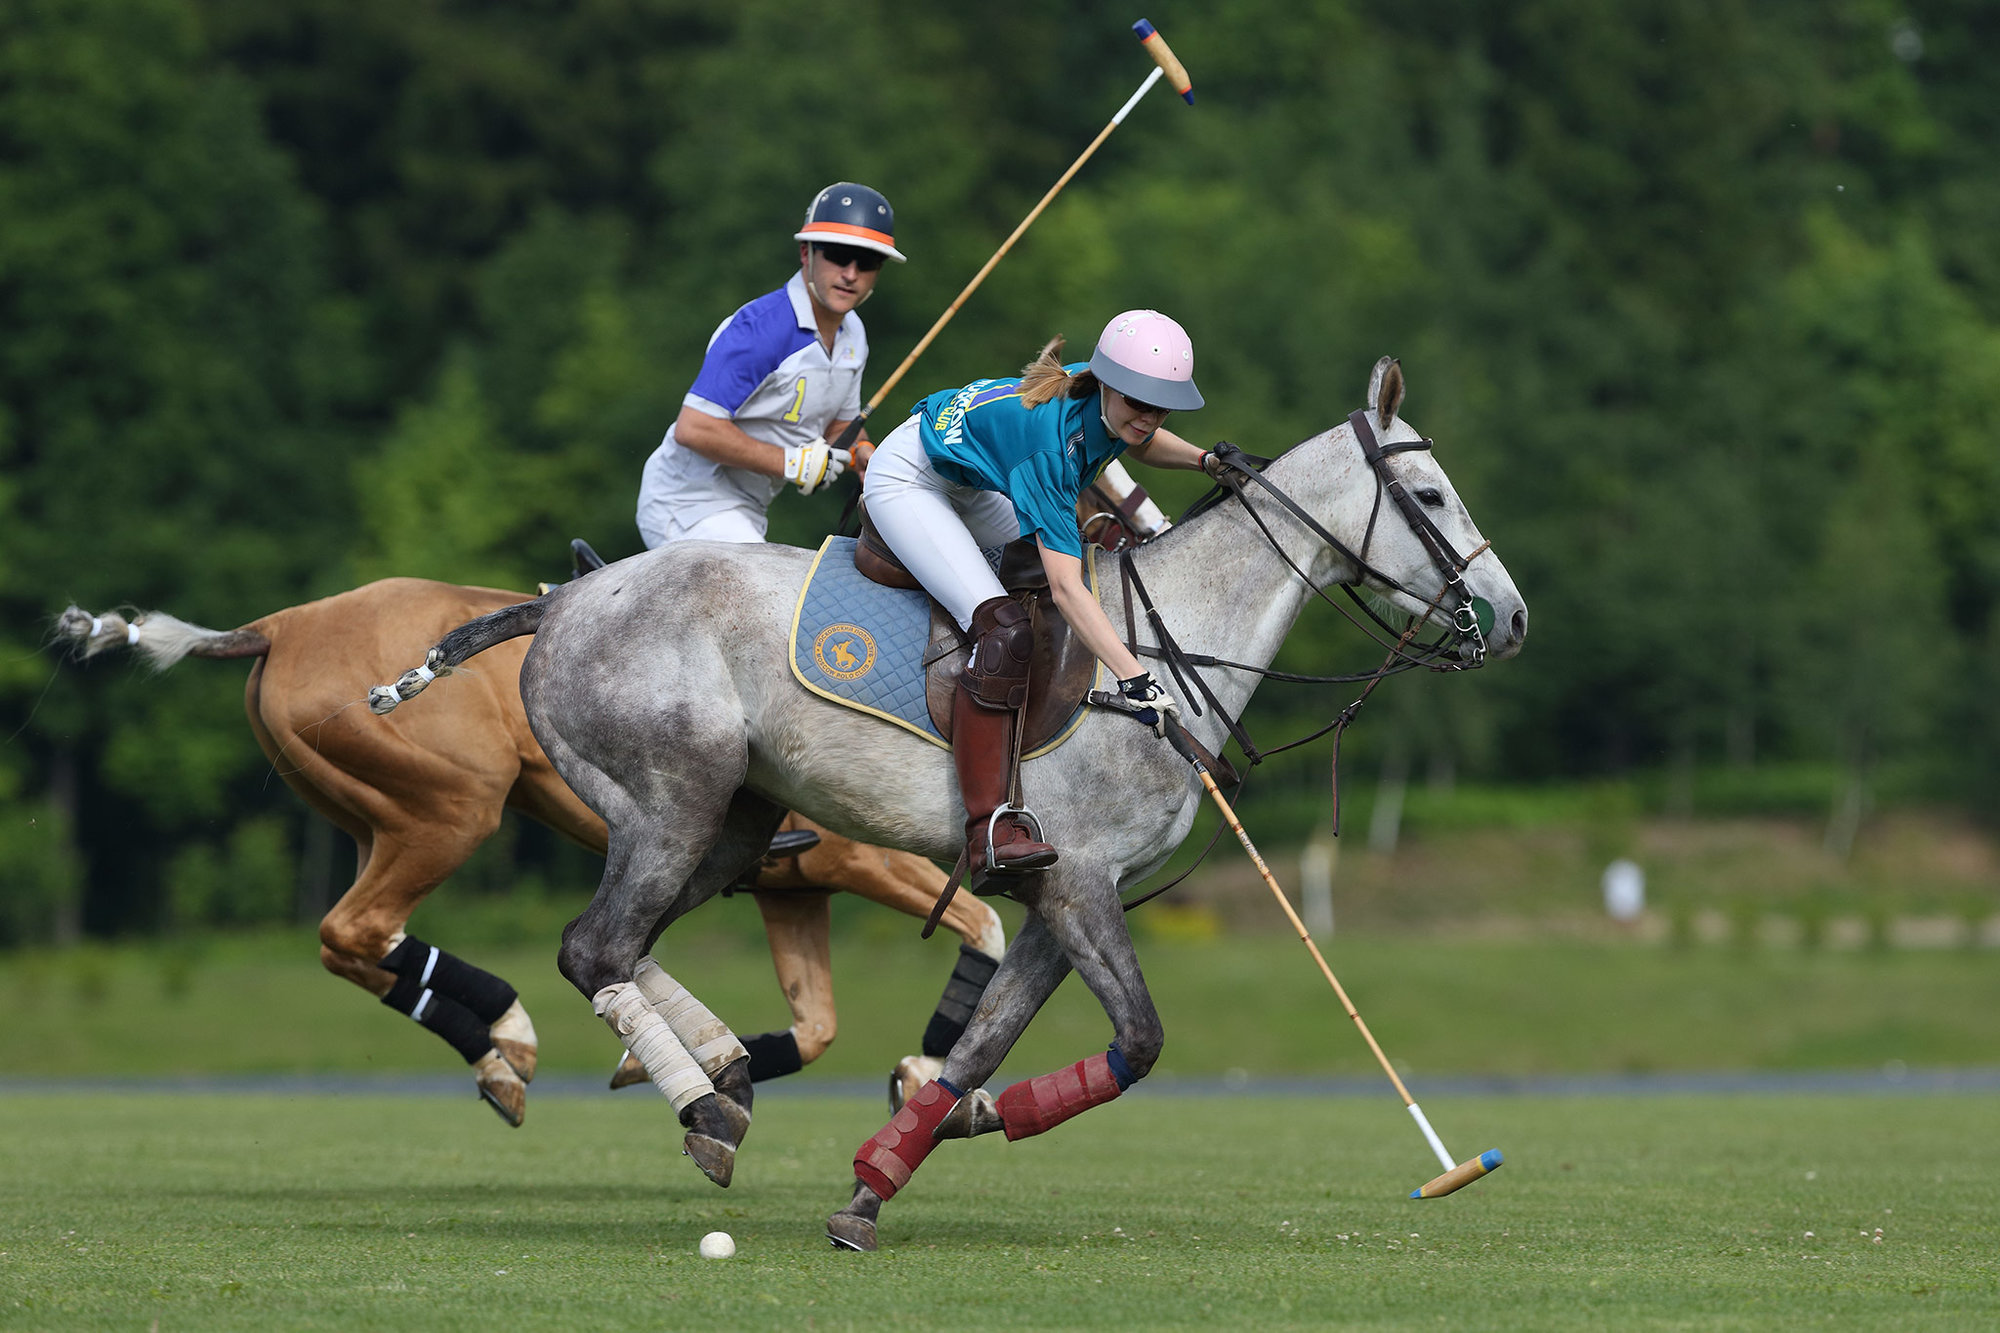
top-left (3, 924), bottom-right (1997, 1080)
top-left (1, 1092), bottom-right (1994, 1330)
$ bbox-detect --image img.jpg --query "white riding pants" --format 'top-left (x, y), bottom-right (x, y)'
top-left (863, 417), bottom-right (1020, 631)
top-left (639, 500), bottom-right (768, 550)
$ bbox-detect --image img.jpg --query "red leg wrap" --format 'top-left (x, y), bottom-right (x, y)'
top-left (853, 1079), bottom-right (960, 1201)
top-left (997, 1052), bottom-right (1123, 1141)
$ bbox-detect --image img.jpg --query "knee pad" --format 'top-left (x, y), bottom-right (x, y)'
top-left (965, 597), bottom-right (1032, 709)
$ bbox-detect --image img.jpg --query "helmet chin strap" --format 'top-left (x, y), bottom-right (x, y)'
top-left (804, 248), bottom-right (876, 315)
top-left (1099, 385), bottom-right (1156, 447)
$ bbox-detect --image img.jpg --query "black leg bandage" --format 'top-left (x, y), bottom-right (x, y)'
top-left (742, 1030), bottom-right (803, 1082)
top-left (922, 944), bottom-right (1001, 1058)
top-left (381, 936), bottom-right (518, 1024)
top-left (381, 969), bottom-right (493, 1064)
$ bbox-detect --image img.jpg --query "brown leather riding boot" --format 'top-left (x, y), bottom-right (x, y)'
top-left (953, 676), bottom-right (1058, 885)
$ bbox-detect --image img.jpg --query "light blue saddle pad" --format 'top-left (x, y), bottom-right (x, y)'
top-left (788, 537), bottom-right (1097, 756)
top-left (790, 537), bottom-right (949, 746)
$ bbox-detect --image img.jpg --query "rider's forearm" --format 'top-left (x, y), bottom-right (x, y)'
top-left (675, 407), bottom-right (787, 477)
top-left (1127, 427), bottom-right (1208, 471)
top-left (1043, 558), bottom-right (1145, 681)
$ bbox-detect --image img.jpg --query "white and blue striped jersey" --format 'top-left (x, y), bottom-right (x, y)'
top-left (637, 271), bottom-right (866, 543)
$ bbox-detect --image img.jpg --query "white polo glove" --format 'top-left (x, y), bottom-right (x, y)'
top-left (1118, 672), bottom-right (1181, 737)
top-left (783, 440), bottom-right (850, 495)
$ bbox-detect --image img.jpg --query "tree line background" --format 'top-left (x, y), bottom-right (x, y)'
top-left (3, 0), bottom-right (1995, 943)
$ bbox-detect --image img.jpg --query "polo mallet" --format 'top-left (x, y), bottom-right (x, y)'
top-left (1159, 721), bottom-right (1504, 1199)
top-left (830, 18), bottom-right (1193, 456)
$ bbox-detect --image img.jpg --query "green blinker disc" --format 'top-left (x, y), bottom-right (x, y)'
top-left (1472, 596), bottom-right (1495, 637)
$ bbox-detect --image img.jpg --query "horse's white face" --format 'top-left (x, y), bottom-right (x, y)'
top-left (1319, 358), bottom-right (1528, 661)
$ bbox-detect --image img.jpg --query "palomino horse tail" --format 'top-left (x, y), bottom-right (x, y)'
top-left (366, 595), bottom-right (547, 716)
top-left (54, 605), bottom-right (270, 670)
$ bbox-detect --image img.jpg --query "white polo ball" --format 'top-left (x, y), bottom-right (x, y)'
top-left (698, 1231), bottom-right (735, 1259)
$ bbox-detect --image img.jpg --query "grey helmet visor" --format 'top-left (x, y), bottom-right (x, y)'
top-left (1086, 348), bottom-right (1205, 411)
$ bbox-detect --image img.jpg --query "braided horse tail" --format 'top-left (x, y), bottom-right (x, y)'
top-left (55, 605), bottom-right (270, 669)
top-left (366, 596), bottom-right (547, 715)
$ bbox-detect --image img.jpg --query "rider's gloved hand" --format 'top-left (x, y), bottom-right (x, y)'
top-left (784, 440), bottom-right (851, 495)
top-left (1202, 441), bottom-right (1242, 479)
top-left (1119, 672), bottom-right (1181, 737)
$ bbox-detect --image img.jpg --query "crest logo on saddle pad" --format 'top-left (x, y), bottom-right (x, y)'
top-left (812, 623), bottom-right (877, 681)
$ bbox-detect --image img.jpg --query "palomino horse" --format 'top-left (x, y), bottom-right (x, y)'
top-left (56, 579), bottom-right (1005, 1128)
top-left (373, 360), bottom-right (1527, 1245)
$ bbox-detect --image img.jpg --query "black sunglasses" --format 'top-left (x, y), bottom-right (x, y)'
top-left (813, 243), bottom-right (885, 272)
top-left (1120, 391), bottom-right (1169, 416)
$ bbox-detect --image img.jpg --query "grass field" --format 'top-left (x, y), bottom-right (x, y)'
top-left (7, 913), bottom-right (1997, 1327)
top-left (4, 924), bottom-right (1998, 1081)
top-left (3, 1091), bottom-right (1996, 1329)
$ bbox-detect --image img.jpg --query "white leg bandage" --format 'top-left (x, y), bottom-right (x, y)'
top-left (593, 981), bottom-right (713, 1113)
top-left (634, 957), bottom-right (748, 1077)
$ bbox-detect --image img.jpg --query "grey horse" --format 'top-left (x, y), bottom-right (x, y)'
top-left (370, 358), bottom-right (1528, 1248)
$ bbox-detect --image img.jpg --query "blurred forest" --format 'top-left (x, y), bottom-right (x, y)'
top-left (2, 0), bottom-right (1996, 943)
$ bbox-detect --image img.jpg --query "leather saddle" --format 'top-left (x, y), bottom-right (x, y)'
top-left (854, 504), bottom-right (1099, 755)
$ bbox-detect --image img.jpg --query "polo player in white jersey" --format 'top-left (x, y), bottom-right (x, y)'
top-left (625, 185), bottom-right (1002, 1100)
top-left (637, 182), bottom-right (903, 545)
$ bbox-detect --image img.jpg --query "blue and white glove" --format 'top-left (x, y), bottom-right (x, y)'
top-left (1119, 672), bottom-right (1181, 737)
top-left (784, 440), bottom-right (851, 496)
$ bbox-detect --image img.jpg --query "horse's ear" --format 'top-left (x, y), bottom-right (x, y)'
top-left (1368, 356), bottom-right (1404, 429)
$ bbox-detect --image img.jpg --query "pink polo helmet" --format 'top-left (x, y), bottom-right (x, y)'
top-left (1087, 309), bottom-right (1204, 411)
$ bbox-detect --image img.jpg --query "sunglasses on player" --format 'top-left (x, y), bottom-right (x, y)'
top-left (812, 243), bottom-right (886, 272)
top-left (1119, 392), bottom-right (1169, 417)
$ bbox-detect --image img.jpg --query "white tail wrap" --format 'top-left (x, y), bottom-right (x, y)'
top-left (368, 652), bottom-right (450, 715)
top-left (1406, 1103), bottom-right (1456, 1172)
top-left (634, 957), bottom-right (747, 1077)
top-left (594, 981), bottom-right (713, 1112)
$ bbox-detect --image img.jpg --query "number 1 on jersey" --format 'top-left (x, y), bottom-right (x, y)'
top-left (782, 376), bottom-right (807, 424)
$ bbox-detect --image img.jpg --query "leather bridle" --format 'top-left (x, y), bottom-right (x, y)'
top-left (1204, 411), bottom-right (1492, 671)
top-left (1113, 411), bottom-right (1496, 908)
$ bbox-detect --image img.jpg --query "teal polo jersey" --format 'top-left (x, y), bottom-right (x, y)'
top-left (911, 365), bottom-right (1126, 558)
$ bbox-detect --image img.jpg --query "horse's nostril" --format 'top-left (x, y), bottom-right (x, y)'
top-left (1511, 608), bottom-right (1528, 642)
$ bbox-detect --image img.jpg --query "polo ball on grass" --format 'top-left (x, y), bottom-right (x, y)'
top-left (698, 1231), bottom-right (735, 1259)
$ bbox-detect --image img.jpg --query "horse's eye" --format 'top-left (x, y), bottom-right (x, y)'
top-left (1416, 487), bottom-right (1444, 507)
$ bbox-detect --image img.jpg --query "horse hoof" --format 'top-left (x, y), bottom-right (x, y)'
top-left (683, 1133), bottom-right (735, 1188)
top-left (680, 1086), bottom-right (750, 1153)
top-left (713, 1056), bottom-right (754, 1130)
top-left (475, 1051), bottom-right (526, 1128)
top-left (490, 1000), bottom-right (539, 1082)
top-left (826, 1214), bottom-right (877, 1252)
top-left (889, 1055), bottom-right (943, 1113)
top-left (608, 1051), bottom-right (647, 1090)
top-left (935, 1088), bottom-right (1001, 1140)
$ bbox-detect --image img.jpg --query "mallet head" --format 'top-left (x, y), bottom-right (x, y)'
top-left (1132, 19), bottom-right (1194, 103)
top-left (1412, 1148), bottom-right (1504, 1199)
